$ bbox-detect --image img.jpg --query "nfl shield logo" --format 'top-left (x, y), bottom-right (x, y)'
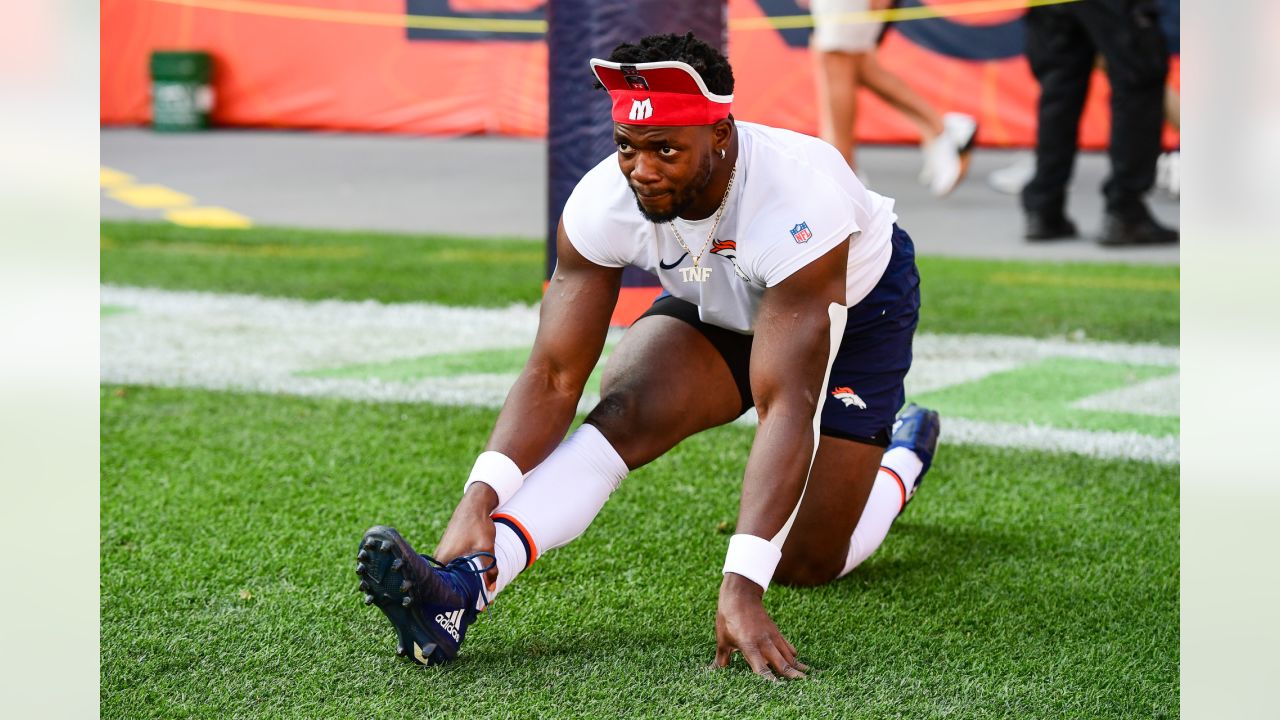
top-left (790, 222), bottom-right (813, 244)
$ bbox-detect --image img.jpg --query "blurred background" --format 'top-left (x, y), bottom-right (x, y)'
top-left (99, 0), bottom-right (1180, 265)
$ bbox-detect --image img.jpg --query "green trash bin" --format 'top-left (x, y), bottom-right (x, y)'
top-left (150, 51), bottom-right (213, 131)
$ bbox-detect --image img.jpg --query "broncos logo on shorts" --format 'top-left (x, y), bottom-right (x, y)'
top-left (710, 239), bottom-right (750, 281)
top-left (831, 386), bottom-right (867, 410)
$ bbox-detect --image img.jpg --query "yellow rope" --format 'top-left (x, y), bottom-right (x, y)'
top-left (145, 0), bottom-right (1081, 35)
top-left (147, 0), bottom-right (547, 32)
top-left (739, 0), bottom-right (1078, 30)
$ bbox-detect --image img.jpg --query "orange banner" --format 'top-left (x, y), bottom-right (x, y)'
top-left (101, 0), bottom-right (1180, 149)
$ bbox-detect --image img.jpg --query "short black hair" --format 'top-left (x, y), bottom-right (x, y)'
top-left (604, 32), bottom-right (734, 96)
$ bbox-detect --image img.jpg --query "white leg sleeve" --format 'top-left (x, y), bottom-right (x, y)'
top-left (838, 468), bottom-right (904, 577)
top-left (838, 444), bottom-right (927, 578)
top-left (487, 423), bottom-right (628, 600)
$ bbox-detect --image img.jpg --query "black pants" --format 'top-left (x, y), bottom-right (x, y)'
top-left (1020, 0), bottom-right (1168, 219)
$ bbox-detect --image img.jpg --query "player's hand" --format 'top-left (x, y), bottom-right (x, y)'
top-left (434, 484), bottom-right (499, 584)
top-left (871, 0), bottom-right (894, 12)
top-left (712, 573), bottom-right (808, 681)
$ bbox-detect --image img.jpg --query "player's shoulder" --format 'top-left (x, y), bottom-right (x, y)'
top-left (569, 152), bottom-right (630, 207)
top-left (563, 152), bottom-right (636, 231)
top-left (738, 122), bottom-right (858, 204)
top-left (738, 121), bottom-right (855, 178)
top-left (562, 152), bottom-right (643, 268)
top-left (737, 122), bottom-right (858, 224)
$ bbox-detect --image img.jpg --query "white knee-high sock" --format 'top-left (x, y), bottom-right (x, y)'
top-left (838, 446), bottom-right (925, 577)
top-left (485, 423), bottom-right (628, 604)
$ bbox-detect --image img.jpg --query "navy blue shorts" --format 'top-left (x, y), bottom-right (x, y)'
top-left (639, 225), bottom-right (920, 447)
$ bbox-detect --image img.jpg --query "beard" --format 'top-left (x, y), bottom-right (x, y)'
top-left (630, 153), bottom-right (714, 224)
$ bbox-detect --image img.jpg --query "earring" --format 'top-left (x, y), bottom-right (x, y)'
top-left (719, 148), bottom-right (726, 160)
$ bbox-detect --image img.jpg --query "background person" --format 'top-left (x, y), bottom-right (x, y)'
top-left (1020, 0), bottom-right (1177, 245)
top-left (807, 0), bottom-right (978, 196)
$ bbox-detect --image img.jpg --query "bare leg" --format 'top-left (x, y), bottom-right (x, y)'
top-left (585, 315), bottom-right (744, 468)
top-left (1164, 86), bottom-right (1179, 132)
top-left (813, 49), bottom-right (864, 170)
top-left (774, 435), bottom-right (886, 586)
top-left (857, 51), bottom-right (944, 140)
top-left (434, 315), bottom-right (742, 563)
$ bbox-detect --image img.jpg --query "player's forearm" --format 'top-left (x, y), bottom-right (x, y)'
top-left (485, 361), bottom-right (586, 473)
top-left (719, 403), bottom-right (816, 595)
top-left (736, 297), bottom-right (834, 541)
top-left (735, 406), bottom-right (817, 538)
top-left (457, 363), bottom-right (584, 515)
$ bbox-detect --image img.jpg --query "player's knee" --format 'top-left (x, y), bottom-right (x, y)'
top-left (584, 389), bottom-right (644, 456)
top-left (586, 388), bottom-right (636, 431)
top-left (773, 555), bottom-right (842, 588)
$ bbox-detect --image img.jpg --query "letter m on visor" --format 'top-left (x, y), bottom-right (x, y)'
top-left (629, 98), bottom-right (653, 121)
top-left (591, 59), bottom-right (733, 126)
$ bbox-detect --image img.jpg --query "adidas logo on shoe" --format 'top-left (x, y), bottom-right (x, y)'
top-left (435, 609), bottom-right (464, 642)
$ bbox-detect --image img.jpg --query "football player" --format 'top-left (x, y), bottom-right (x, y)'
top-left (355, 32), bottom-right (941, 680)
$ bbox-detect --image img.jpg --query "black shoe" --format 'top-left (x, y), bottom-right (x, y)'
top-left (1097, 212), bottom-right (1179, 246)
top-left (356, 526), bottom-right (493, 665)
top-left (1024, 210), bottom-right (1078, 241)
top-left (889, 403), bottom-right (941, 515)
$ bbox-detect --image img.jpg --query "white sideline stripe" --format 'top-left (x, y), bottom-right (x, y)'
top-left (100, 286), bottom-right (585, 407)
top-left (941, 418), bottom-right (1178, 465)
top-left (912, 332), bottom-right (1178, 367)
top-left (1072, 373), bottom-right (1180, 417)
top-left (731, 410), bottom-right (1178, 465)
top-left (101, 286), bottom-right (1180, 463)
top-left (907, 333), bottom-right (1178, 397)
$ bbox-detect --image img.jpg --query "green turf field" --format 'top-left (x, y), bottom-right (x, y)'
top-left (101, 221), bottom-right (1178, 344)
top-left (100, 220), bottom-right (1179, 718)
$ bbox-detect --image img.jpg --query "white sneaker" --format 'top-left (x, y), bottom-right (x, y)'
top-left (1156, 151), bottom-right (1179, 198)
top-left (987, 153), bottom-right (1035, 195)
top-left (943, 112), bottom-right (978, 151)
top-left (920, 135), bottom-right (956, 194)
top-left (920, 112), bottom-right (978, 197)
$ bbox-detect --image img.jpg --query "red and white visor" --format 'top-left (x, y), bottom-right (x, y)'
top-left (589, 58), bottom-right (733, 126)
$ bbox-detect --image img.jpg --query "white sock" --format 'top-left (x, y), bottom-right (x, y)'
top-left (482, 521), bottom-right (529, 605)
top-left (483, 423), bottom-right (628, 604)
top-left (838, 446), bottom-right (925, 578)
top-left (882, 446), bottom-right (924, 503)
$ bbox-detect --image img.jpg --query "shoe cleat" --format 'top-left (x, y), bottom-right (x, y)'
top-left (356, 525), bottom-right (494, 665)
top-left (889, 403), bottom-right (941, 512)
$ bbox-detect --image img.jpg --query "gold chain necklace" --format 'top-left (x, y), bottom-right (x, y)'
top-left (667, 163), bottom-right (737, 284)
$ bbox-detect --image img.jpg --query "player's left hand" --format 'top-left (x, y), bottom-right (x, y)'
top-left (712, 573), bottom-right (808, 681)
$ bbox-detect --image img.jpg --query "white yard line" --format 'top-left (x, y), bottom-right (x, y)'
top-left (942, 418), bottom-right (1179, 465)
top-left (1072, 373), bottom-right (1181, 417)
top-left (102, 286), bottom-right (1180, 464)
top-left (101, 284), bottom-right (539, 377)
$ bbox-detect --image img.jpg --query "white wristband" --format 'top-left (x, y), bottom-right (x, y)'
top-left (722, 534), bottom-right (783, 592)
top-left (463, 451), bottom-right (523, 508)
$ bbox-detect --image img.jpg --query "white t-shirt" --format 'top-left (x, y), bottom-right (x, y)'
top-left (561, 121), bottom-right (896, 334)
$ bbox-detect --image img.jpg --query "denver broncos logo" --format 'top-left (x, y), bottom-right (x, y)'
top-left (710, 238), bottom-right (749, 281)
top-left (831, 386), bottom-right (867, 410)
top-left (711, 239), bottom-right (736, 255)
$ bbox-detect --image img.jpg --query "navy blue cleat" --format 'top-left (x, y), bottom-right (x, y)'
top-left (889, 403), bottom-right (941, 511)
top-left (356, 525), bottom-right (492, 665)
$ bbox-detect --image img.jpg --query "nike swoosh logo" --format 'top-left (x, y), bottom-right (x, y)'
top-left (658, 252), bottom-right (688, 270)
